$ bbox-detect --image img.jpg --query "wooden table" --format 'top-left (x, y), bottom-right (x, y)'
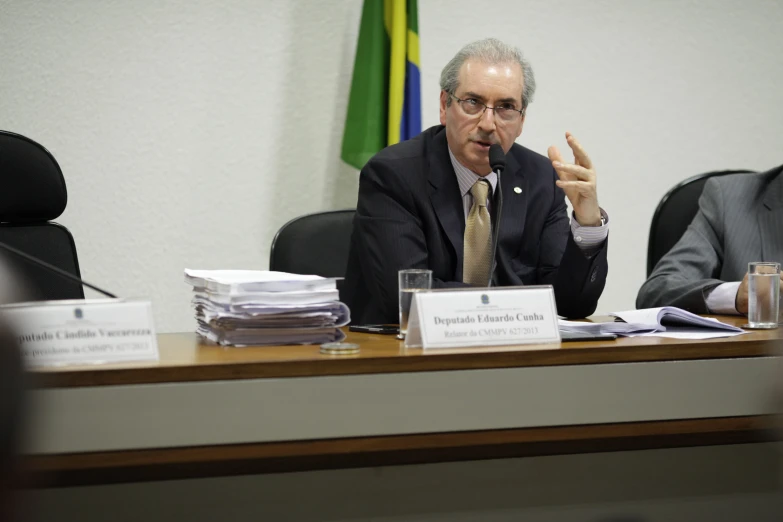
top-left (26, 316), bottom-right (783, 487)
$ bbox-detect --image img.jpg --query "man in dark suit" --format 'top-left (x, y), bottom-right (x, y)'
top-left (637, 166), bottom-right (783, 314)
top-left (343, 38), bottom-right (609, 324)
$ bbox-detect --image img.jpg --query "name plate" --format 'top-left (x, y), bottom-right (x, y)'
top-left (0, 299), bottom-right (159, 367)
top-left (404, 286), bottom-right (560, 350)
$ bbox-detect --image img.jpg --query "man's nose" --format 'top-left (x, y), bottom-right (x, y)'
top-left (477, 107), bottom-right (497, 132)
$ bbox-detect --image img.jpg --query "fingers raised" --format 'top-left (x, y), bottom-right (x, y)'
top-left (552, 162), bottom-right (593, 181)
top-left (547, 145), bottom-right (564, 165)
top-left (565, 132), bottom-right (593, 169)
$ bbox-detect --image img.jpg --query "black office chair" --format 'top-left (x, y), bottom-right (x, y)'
top-left (269, 210), bottom-right (355, 278)
top-left (0, 130), bottom-right (84, 300)
top-left (646, 170), bottom-right (755, 277)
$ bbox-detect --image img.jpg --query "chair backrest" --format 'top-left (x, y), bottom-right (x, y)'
top-left (269, 210), bottom-right (355, 278)
top-left (646, 170), bottom-right (755, 277)
top-left (0, 130), bottom-right (84, 300)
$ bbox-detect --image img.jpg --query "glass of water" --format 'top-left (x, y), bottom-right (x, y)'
top-left (398, 269), bottom-right (432, 339)
top-left (748, 262), bottom-right (780, 329)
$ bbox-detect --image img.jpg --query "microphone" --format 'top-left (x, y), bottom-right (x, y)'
top-left (0, 240), bottom-right (117, 299)
top-left (487, 144), bottom-right (506, 287)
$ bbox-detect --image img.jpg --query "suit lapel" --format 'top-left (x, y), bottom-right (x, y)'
top-left (428, 130), bottom-right (466, 277)
top-left (759, 170), bottom-right (783, 262)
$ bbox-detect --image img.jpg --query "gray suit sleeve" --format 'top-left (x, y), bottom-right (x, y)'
top-left (636, 179), bottom-right (729, 313)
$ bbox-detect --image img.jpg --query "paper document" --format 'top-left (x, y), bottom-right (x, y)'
top-left (184, 269), bottom-right (339, 294)
top-left (198, 325), bottom-right (346, 347)
top-left (610, 307), bottom-right (743, 332)
top-left (559, 306), bottom-right (745, 338)
top-left (635, 328), bottom-right (746, 339)
top-left (193, 288), bottom-right (339, 306)
top-left (193, 297), bottom-right (349, 320)
top-left (558, 319), bottom-right (658, 335)
top-left (185, 269), bottom-right (350, 347)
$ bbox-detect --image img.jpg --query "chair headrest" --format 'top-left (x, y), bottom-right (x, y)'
top-left (0, 131), bottom-right (67, 223)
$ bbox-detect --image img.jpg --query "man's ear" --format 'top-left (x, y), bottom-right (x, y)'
top-left (439, 91), bottom-right (449, 126)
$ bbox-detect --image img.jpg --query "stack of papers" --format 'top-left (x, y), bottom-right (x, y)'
top-left (559, 306), bottom-right (745, 339)
top-left (184, 269), bottom-right (350, 346)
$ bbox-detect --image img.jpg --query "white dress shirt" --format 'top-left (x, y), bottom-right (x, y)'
top-left (705, 281), bottom-right (742, 314)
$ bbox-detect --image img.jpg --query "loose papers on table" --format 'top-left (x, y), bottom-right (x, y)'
top-left (184, 269), bottom-right (350, 346)
top-left (559, 306), bottom-right (745, 339)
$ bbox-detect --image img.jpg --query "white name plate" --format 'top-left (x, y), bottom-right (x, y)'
top-left (0, 298), bottom-right (159, 367)
top-left (404, 286), bottom-right (561, 350)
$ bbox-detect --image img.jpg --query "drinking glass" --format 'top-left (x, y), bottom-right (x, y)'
top-left (748, 262), bottom-right (780, 329)
top-left (397, 269), bottom-right (432, 339)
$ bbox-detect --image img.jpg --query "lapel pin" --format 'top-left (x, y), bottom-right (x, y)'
top-left (513, 186), bottom-right (522, 194)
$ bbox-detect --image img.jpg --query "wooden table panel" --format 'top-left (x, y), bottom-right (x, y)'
top-left (26, 415), bottom-right (779, 487)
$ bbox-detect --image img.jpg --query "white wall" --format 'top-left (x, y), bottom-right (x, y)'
top-left (2, 0), bottom-right (782, 332)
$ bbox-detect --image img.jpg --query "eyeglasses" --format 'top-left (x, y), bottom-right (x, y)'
top-left (450, 94), bottom-right (524, 123)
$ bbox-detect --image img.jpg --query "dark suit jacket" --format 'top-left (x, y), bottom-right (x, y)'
top-left (342, 125), bottom-right (608, 324)
top-left (637, 166), bottom-right (783, 312)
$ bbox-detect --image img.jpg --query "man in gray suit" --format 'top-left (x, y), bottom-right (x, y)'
top-left (637, 165), bottom-right (783, 314)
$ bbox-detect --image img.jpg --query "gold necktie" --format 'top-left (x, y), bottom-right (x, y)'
top-left (463, 179), bottom-right (492, 285)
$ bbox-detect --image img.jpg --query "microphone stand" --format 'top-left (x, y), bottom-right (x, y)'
top-left (487, 169), bottom-right (503, 287)
top-left (0, 240), bottom-right (117, 298)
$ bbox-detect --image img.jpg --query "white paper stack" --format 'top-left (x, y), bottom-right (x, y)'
top-left (184, 269), bottom-right (350, 346)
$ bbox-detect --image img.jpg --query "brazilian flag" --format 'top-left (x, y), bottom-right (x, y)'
top-left (341, 0), bottom-right (421, 170)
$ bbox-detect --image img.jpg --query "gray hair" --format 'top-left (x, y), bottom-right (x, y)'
top-left (440, 38), bottom-right (536, 111)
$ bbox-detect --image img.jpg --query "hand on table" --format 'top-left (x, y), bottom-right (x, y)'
top-left (735, 271), bottom-right (783, 314)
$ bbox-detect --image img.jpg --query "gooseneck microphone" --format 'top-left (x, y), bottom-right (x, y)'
top-left (487, 144), bottom-right (506, 287)
top-left (0, 240), bottom-right (117, 298)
